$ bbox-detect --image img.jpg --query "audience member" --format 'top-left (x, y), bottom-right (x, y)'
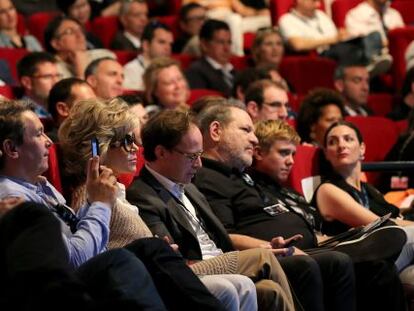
top-left (245, 79), bottom-right (289, 122)
top-left (110, 0), bottom-right (148, 51)
top-left (17, 52), bottom-right (62, 119)
top-left (279, 0), bottom-right (389, 75)
top-left (186, 19), bottom-right (235, 97)
top-left (123, 21), bottom-right (173, 90)
top-left (0, 0), bottom-right (42, 51)
top-left (0, 99), bottom-right (230, 311)
top-left (0, 200), bottom-right (168, 311)
top-left (252, 27), bottom-right (284, 70)
top-left (117, 93), bottom-right (149, 125)
top-left (59, 98), bottom-right (258, 311)
top-left (126, 109), bottom-right (300, 311)
top-left (183, 0), bottom-right (270, 56)
top-left (250, 119), bottom-right (408, 311)
top-left (297, 88), bottom-right (346, 146)
top-left (44, 16), bottom-right (115, 79)
top-left (311, 121), bottom-right (414, 275)
top-left (57, 0), bottom-right (104, 49)
top-left (345, 0), bottom-right (404, 46)
top-left (173, 2), bottom-right (206, 56)
top-left (334, 64), bottom-right (372, 116)
top-left (47, 77), bottom-right (96, 141)
top-left (382, 108), bottom-right (414, 192)
top-left (193, 103), bottom-right (357, 311)
top-left (232, 67), bottom-right (270, 102)
top-left (406, 40), bottom-right (414, 72)
top-left (143, 57), bottom-right (190, 110)
top-left (85, 57), bottom-right (124, 99)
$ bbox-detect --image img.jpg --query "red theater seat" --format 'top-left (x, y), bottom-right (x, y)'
top-left (391, 1), bottom-right (414, 25)
top-left (91, 16), bottom-right (119, 48)
top-left (26, 12), bottom-right (60, 47)
top-left (0, 48), bottom-right (29, 82)
top-left (331, 0), bottom-right (362, 28)
top-left (367, 93), bottom-right (394, 117)
top-left (287, 144), bottom-right (321, 195)
top-left (114, 50), bottom-right (136, 65)
top-left (279, 56), bottom-right (337, 94)
top-left (388, 27), bottom-right (414, 90)
top-left (44, 143), bottom-right (63, 194)
top-left (188, 89), bottom-right (224, 106)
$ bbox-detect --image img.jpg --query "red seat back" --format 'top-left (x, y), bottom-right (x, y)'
top-left (388, 27), bottom-right (414, 90)
top-left (391, 1), bottom-right (414, 25)
top-left (367, 93), bottom-right (395, 117)
top-left (0, 48), bottom-right (29, 82)
top-left (44, 143), bottom-right (63, 194)
top-left (331, 0), bottom-right (362, 28)
top-left (287, 144), bottom-right (321, 194)
top-left (188, 89), bottom-right (224, 106)
top-left (114, 50), bottom-right (137, 65)
top-left (90, 16), bottom-right (120, 48)
top-left (156, 15), bottom-right (180, 39)
top-left (279, 56), bottom-right (336, 94)
top-left (26, 12), bottom-right (60, 48)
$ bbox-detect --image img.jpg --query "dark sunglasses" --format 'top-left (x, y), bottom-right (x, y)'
top-left (111, 133), bottom-right (139, 153)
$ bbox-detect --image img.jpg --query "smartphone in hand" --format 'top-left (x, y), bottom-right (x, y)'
top-left (91, 137), bottom-right (100, 157)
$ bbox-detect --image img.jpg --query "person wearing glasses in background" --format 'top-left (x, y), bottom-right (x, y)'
top-left (57, 0), bottom-right (104, 49)
top-left (44, 16), bottom-right (115, 79)
top-left (17, 52), bottom-right (62, 120)
top-left (0, 0), bottom-right (42, 51)
top-left (59, 97), bottom-right (259, 311)
top-left (173, 2), bottom-right (207, 57)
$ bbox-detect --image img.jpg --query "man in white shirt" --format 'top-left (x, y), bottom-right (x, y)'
top-left (345, 0), bottom-right (404, 46)
top-left (123, 22), bottom-right (173, 91)
top-left (279, 0), bottom-right (391, 76)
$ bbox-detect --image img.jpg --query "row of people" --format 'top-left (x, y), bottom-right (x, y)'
top-left (0, 96), bottom-right (411, 309)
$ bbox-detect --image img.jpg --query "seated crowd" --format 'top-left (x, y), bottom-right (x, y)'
top-left (1, 0), bottom-right (414, 310)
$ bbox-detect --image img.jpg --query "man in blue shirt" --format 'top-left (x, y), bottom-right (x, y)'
top-left (0, 99), bottom-right (228, 311)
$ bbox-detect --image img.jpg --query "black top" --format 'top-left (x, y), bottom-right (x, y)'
top-left (311, 174), bottom-right (399, 236)
top-left (194, 158), bottom-right (318, 249)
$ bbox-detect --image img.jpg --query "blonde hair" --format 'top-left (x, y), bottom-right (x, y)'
top-left (58, 97), bottom-right (139, 184)
top-left (143, 57), bottom-right (186, 105)
top-left (251, 27), bottom-right (282, 63)
top-left (254, 119), bottom-right (300, 152)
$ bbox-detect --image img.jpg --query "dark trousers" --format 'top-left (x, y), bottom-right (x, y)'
top-left (322, 31), bottom-right (383, 66)
top-left (125, 238), bottom-right (225, 311)
top-left (280, 251), bottom-right (356, 311)
top-left (354, 260), bottom-right (406, 311)
top-left (0, 202), bottom-right (220, 310)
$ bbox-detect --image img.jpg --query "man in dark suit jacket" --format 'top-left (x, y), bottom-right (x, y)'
top-left (126, 109), bottom-right (356, 311)
top-left (110, 0), bottom-right (148, 51)
top-left (185, 19), bottom-right (236, 97)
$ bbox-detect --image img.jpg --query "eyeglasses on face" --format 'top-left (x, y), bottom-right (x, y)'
top-left (172, 148), bottom-right (203, 161)
top-left (111, 133), bottom-right (140, 153)
top-left (55, 26), bottom-right (84, 39)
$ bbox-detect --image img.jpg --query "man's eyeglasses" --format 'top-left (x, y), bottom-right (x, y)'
top-left (173, 148), bottom-right (203, 161)
top-left (31, 73), bottom-right (62, 81)
top-left (111, 133), bottom-right (140, 153)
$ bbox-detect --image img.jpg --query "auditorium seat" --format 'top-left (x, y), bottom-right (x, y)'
top-left (44, 143), bottom-right (63, 194)
top-left (367, 93), bottom-right (394, 117)
top-left (26, 11), bottom-right (60, 48)
top-left (287, 144), bottom-right (321, 195)
top-left (388, 27), bottom-right (414, 90)
top-left (188, 89), bottom-right (224, 106)
top-left (279, 56), bottom-right (337, 94)
top-left (331, 0), bottom-right (362, 28)
top-left (114, 50), bottom-right (136, 65)
top-left (90, 16), bottom-right (119, 49)
top-left (391, 1), bottom-right (414, 25)
top-left (0, 48), bottom-right (29, 82)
